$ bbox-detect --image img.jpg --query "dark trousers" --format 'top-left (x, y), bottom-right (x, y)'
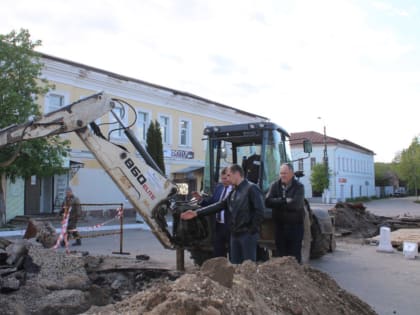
top-left (230, 232), bottom-right (258, 264)
top-left (275, 223), bottom-right (304, 263)
top-left (213, 222), bottom-right (230, 258)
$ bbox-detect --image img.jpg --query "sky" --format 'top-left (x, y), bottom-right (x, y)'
top-left (1, 0), bottom-right (420, 163)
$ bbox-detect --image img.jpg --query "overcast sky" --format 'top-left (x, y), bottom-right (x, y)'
top-left (1, 0), bottom-right (419, 162)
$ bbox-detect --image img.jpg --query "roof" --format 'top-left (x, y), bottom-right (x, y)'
top-left (40, 53), bottom-right (268, 121)
top-left (290, 131), bottom-right (375, 155)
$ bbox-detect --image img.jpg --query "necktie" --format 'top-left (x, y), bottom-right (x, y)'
top-left (216, 186), bottom-right (228, 223)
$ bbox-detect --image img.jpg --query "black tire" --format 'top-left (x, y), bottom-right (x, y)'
top-left (310, 217), bottom-right (330, 259)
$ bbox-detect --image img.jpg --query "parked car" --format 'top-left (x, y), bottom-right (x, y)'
top-left (392, 188), bottom-right (406, 197)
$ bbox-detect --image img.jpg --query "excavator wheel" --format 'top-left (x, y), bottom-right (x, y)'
top-left (310, 215), bottom-right (330, 259)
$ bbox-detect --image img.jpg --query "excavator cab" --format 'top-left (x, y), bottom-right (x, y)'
top-left (181, 122), bottom-right (335, 265)
top-left (203, 122), bottom-right (291, 194)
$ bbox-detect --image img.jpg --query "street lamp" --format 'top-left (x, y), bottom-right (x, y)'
top-left (317, 117), bottom-right (328, 170)
top-left (318, 117), bottom-right (329, 203)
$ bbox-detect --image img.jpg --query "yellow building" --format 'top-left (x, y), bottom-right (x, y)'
top-left (7, 53), bottom-right (267, 220)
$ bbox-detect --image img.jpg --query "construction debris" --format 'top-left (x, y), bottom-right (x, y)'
top-left (331, 202), bottom-right (420, 239)
top-left (331, 202), bottom-right (385, 238)
top-left (84, 256), bottom-right (377, 315)
top-left (23, 219), bottom-right (58, 248)
top-left (0, 238), bottom-right (177, 314)
top-left (369, 228), bottom-right (420, 248)
top-left (0, 236), bottom-right (379, 315)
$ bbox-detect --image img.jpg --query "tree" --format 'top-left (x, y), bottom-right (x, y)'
top-left (0, 29), bottom-right (69, 225)
top-left (310, 163), bottom-right (330, 194)
top-left (394, 137), bottom-right (420, 198)
top-left (375, 162), bottom-right (397, 187)
top-left (146, 120), bottom-right (165, 174)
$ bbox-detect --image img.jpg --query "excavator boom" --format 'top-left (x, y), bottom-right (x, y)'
top-left (0, 92), bottom-right (178, 249)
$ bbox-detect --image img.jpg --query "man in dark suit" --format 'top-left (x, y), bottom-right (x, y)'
top-left (185, 164), bottom-right (264, 264)
top-left (192, 167), bottom-right (232, 258)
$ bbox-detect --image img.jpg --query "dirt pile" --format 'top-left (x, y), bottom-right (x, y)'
top-left (331, 202), bottom-right (385, 238)
top-left (0, 238), bottom-right (177, 315)
top-left (84, 256), bottom-right (377, 315)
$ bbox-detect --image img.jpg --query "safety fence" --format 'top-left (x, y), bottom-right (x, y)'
top-left (54, 202), bottom-right (130, 255)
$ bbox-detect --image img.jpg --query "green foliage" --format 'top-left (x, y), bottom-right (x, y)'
top-left (310, 163), bottom-right (330, 193)
top-left (0, 29), bottom-right (69, 179)
top-left (394, 137), bottom-right (420, 195)
top-left (374, 162), bottom-right (396, 186)
top-left (146, 120), bottom-right (165, 174)
top-left (345, 196), bottom-right (371, 202)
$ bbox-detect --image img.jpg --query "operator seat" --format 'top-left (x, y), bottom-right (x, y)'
top-left (242, 154), bottom-right (261, 184)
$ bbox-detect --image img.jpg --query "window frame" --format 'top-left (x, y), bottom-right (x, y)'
top-left (44, 91), bottom-right (69, 113)
top-left (179, 118), bottom-right (192, 147)
top-left (109, 106), bottom-right (128, 141)
top-left (158, 114), bottom-right (172, 146)
top-left (137, 109), bottom-right (152, 142)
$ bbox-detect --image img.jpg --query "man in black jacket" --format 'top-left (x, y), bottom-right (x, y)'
top-left (181, 164), bottom-right (265, 264)
top-left (265, 163), bottom-right (305, 263)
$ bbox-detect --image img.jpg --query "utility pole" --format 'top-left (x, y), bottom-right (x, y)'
top-left (318, 117), bottom-right (329, 203)
top-left (323, 124), bottom-right (328, 170)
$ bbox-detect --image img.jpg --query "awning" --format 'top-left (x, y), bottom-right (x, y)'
top-left (70, 160), bottom-right (85, 168)
top-left (173, 166), bottom-right (204, 174)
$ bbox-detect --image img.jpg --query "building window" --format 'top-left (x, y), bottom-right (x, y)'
top-left (159, 115), bottom-right (171, 145)
top-left (310, 157), bottom-right (316, 170)
top-left (179, 119), bottom-right (191, 146)
top-left (109, 107), bottom-right (127, 140)
top-left (298, 159), bottom-right (304, 172)
top-left (46, 93), bottom-right (65, 113)
top-left (137, 111), bottom-right (150, 141)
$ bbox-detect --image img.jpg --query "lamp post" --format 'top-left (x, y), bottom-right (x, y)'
top-left (318, 117), bottom-right (329, 202)
top-left (317, 117), bottom-right (328, 170)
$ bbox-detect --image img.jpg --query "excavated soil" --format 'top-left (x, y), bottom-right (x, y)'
top-left (84, 257), bottom-right (377, 315)
top-left (330, 202), bottom-right (387, 238)
top-left (0, 238), bottom-right (378, 315)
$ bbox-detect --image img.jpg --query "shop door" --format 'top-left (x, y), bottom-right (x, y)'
top-left (24, 176), bottom-right (41, 215)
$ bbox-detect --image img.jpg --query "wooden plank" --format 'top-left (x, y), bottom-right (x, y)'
top-left (370, 228), bottom-right (420, 247)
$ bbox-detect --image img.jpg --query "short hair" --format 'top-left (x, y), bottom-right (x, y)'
top-left (281, 163), bottom-right (294, 172)
top-left (229, 164), bottom-right (244, 177)
top-left (221, 166), bottom-right (229, 175)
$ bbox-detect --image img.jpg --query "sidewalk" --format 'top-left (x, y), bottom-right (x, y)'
top-left (0, 214), bottom-right (151, 238)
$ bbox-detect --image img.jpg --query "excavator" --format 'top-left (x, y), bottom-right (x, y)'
top-left (0, 92), bottom-right (335, 265)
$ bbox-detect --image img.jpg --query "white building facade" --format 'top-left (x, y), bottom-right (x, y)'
top-left (290, 131), bottom-right (375, 203)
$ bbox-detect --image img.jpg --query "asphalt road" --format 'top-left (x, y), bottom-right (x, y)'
top-left (5, 196), bottom-right (420, 315)
top-left (310, 196), bottom-right (420, 315)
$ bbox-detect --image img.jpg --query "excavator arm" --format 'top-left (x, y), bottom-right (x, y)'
top-left (0, 92), bottom-right (178, 249)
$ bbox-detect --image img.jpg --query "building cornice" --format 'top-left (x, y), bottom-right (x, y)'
top-left (40, 53), bottom-right (267, 124)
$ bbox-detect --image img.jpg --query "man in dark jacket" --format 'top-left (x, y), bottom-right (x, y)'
top-left (60, 187), bottom-right (82, 246)
top-left (192, 167), bottom-right (232, 258)
top-left (181, 164), bottom-right (264, 264)
top-left (265, 163), bottom-right (305, 263)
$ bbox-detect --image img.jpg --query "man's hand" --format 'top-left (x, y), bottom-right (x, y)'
top-left (180, 210), bottom-right (197, 220)
top-left (191, 191), bottom-right (202, 201)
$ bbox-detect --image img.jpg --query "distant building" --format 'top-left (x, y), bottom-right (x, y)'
top-left (290, 131), bottom-right (375, 202)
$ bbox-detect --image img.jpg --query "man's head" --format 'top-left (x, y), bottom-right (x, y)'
top-left (227, 164), bottom-right (244, 186)
top-left (220, 167), bottom-right (231, 187)
top-left (65, 187), bottom-right (73, 198)
top-left (280, 163), bottom-right (295, 185)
